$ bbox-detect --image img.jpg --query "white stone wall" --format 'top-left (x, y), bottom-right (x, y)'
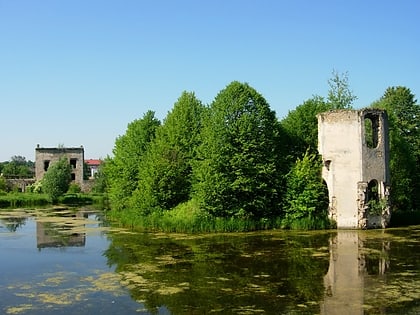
top-left (318, 109), bottom-right (390, 229)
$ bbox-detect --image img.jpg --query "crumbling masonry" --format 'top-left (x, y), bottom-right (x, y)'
top-left (35, 145), bottom-right (85, 189)
top-left (317, 109), bottom-right (391, 229)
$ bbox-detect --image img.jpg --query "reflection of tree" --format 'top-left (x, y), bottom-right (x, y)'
top-left (0, 217), bottom-right (27, 232)
top-left (104, 231), bottom-right (330, 314)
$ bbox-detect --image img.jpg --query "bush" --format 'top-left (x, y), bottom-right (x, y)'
top-left (67, 183), bottom-right (81, 193)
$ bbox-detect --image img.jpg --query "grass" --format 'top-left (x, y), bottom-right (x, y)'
top-left (107, 199), bottom-right (333, 233)
top-left (0, 191), bottom-right (107, 209)
top-left (0, 192), bottom-right (50, 208)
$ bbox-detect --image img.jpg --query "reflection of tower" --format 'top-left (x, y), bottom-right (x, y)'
top-left (36, 211), bottom-right (86, 249)
top-left (321, 231), bottom-right (364, 315)
top-left (317, 109), bottom-right (390, 229)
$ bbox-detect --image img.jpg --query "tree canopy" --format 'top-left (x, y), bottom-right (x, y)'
top-left (130, 92), bottom-right (205, 214)
top-left (101, 77), bottom-right (419, 231)
top-left (42, 157), bottom-right (72, 202)
top-left (192, 81), bottom-right (285, 219)
top-left (103, 111), bottom-right (161, 211)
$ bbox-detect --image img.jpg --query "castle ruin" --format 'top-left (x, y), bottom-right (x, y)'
top-left (317, 109), bottom-right (391, 229)
top-left (35, 145), bottom-right (85, 189)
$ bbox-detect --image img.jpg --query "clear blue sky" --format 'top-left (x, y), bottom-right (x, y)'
top-left (1, 0), bottom-right (419, 161)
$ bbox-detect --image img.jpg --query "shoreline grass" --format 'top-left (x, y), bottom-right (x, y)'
top-left (0, 192), bottom-right (107, 209)
top-left (107, 200), bottom-right (333, 233)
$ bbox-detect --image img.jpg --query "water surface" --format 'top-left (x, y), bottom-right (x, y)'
top-left (1, 208), bottom-right (419, 314)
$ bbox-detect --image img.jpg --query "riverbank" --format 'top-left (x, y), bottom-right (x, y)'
top-left (0, 192), bottom-right (107, 209)
top-left (108, 200), bottom-right (333, 233)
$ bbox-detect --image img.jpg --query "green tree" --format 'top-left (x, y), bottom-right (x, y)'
top-left (0, 174), bottom-right (7, 192)
top-left (91, 164), bottom-right (107, 194)
top-left (192, 81), bottom-right (285, 219)
top-left (131, 92), bottom-right (204, 214)
top-left (42, 157), bottom-right (72, 202)
top-left (282, 151), bottom-right (329, 228)
top-left (280, 96), bottom-right (330, 160)
top-left (1, 156), bottom-right (34, 178)
top-left (327, 70), bottom-right (357, 109)
top-left (104, 111), bottom-right (160, 211)
top-left (371, 86), bottom-right (420, 211)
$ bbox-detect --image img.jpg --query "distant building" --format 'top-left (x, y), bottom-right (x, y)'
top-left (85, 159), bottom-right (102, 178)
top-left (35, 145), bottom-right (85, 187)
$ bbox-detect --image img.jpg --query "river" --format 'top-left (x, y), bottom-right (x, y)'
top-left (0, 207), bottom-right (419, 314)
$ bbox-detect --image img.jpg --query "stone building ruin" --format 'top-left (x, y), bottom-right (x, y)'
top-left (35, 145), bottom-right (85, 189)
top-left (317, 109), bottom-right (391, 229)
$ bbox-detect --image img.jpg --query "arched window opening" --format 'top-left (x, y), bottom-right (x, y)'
top-left (367, 179), bottom-right (379, 202)
top-left (364, 114), bottom-right (379, 148)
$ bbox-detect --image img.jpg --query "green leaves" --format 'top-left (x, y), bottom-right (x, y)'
top-left (282, 151), bottom-right (329, 225)
top-left (130, 92), bottom-right (205, 214)
top-left (42, 157), bottom-right (72, 202)
top-left (192, 81), bottom-right (284, 219)
top-left (104, 111), bottom-right (160, 210)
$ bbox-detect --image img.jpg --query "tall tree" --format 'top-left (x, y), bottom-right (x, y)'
top-left (280, 96), bottom-right (330, 160)
top-left (327, 70), bottom-right (357, 109)
top-left (42, 157), bottom-right (71, 203)
top-left (104, 111), bottom-right (160, 211)
top-left (371, 86), bottom-right (420, 211)
top-left (192, 81), bottom-right (285, 219)
top-left (131, 92), bottom-right (204, 214)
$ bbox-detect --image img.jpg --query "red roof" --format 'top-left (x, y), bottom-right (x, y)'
top-left (85, 159), bottom-right (102, 166)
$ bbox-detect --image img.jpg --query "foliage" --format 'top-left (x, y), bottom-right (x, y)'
top-left (103, 111), bottom-right (160, 211)
top-left (91, 165), bottom-right (107, 193)
top-left (192, 81), bottom-right (285, 220)
top-left (371, 86), bottom-right (420, 211)
top-left (108, 199), bottom-right (283, 233)
top-left (67, 182), bottom-right (81, 193)
top-left (327, 69), bottom-right (357, 109)
top-left (282, 151), bottom-right (329, 229)
top-left (27, 180), bottom-right (43, 193)
top-left (0, 192), bottom-right (50, 208)
top-left (0, 156), bottom-right (34, 178)
top-left (0, 175), bottom-right (7, 192)
top-left (42, 157), bottom-right (72, 203)
top-left (367, 198), bottom-right (387, 216)
top-left (280, 96), bottom-right (330, 159)
top-left (130, 92), bottom-right (204, 215)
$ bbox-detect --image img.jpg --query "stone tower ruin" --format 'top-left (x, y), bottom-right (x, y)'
top-left (317, 109), bottom-right (391, 229)
top-left (35, 145), bottom-right (85, 188)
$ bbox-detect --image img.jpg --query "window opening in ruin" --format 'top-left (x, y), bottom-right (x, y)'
top-left (367, 179), bottom-right (379, 202)
top-left (324, 160), bottom-right (331, 171)
top-left (364, 114), bottom-right (379, 148)
top-left (44, 160), bottom-right (50, 171)
top-left (70, 159), bottom-right (77, 169)
top-left (71, 173), bottom-right (76, 181)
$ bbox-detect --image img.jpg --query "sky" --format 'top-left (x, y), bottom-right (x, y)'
top-left (1, 0), bottom-right (419, 162)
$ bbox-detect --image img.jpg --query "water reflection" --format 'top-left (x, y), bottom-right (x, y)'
top-left (104, 227), bottom-right (420, 314)
top-left (322, 231), bottom-right (366, 314)
top-left (104, 231), bottom-right (331, 314)
top-left (0, 216), bottom-right (27, 232)
top-left (1, 208), bottom-right (420, 314)
top-left (36, 215), bottom-right (86, 249)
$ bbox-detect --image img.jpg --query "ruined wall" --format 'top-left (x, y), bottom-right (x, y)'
top-left (35, 145), bottom-right (85, 189)
top-left (317, 109), bottom-right (390, 229)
